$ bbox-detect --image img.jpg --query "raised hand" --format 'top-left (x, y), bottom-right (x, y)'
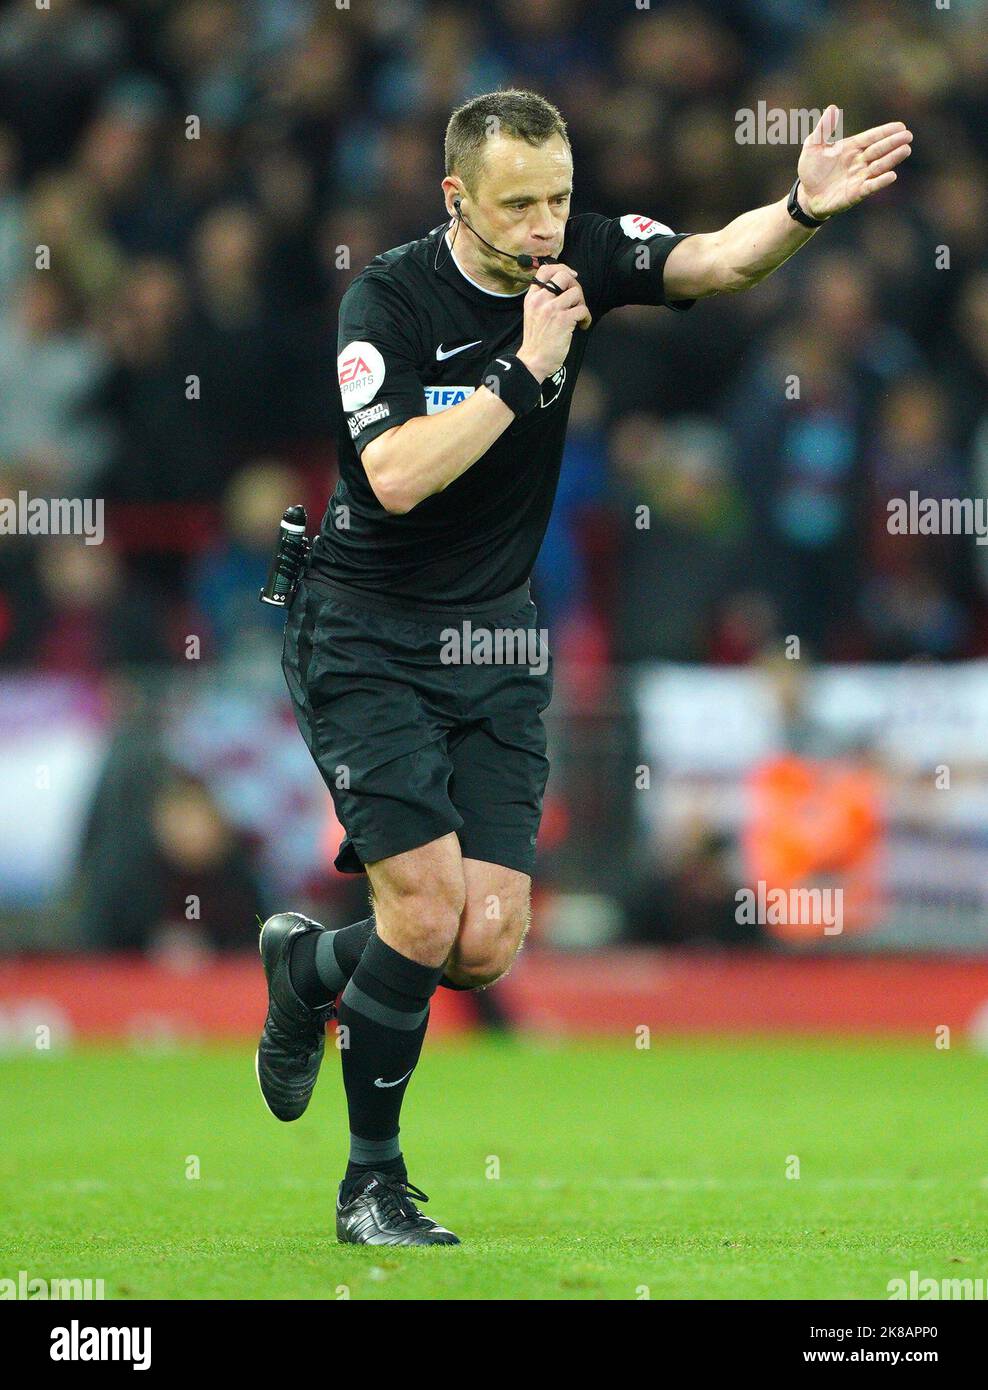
top-left (797, 105), bottom-right (913, 220)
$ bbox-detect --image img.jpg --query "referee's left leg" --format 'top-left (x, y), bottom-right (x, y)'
top-left (441, 856), bottom-right (532, 987)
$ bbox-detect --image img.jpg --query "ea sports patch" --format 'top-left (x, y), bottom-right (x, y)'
top-left (338, 341), bottom-right (385, 409)
top-left (619, 213), bottom-right (674, 240)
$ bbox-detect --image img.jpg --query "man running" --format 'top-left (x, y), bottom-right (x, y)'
top-left (257, 88), bottom-right (912, 1245)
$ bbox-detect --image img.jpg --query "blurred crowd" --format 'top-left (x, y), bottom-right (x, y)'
top-left (1, 0), bottom-right (986, 953)
top-left (0, 0), bottom-right (985, 672)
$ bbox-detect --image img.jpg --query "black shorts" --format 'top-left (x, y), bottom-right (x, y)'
top-left (282, 573), bottom-right (553, 876)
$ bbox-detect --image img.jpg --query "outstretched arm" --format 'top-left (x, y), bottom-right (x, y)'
top-left (662, 105), bottom-right (913, 300)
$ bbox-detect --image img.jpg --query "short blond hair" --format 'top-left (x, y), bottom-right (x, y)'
top-left (445, 88), bottom-right (570, 196)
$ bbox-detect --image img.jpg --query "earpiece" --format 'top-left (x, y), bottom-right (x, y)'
top-left (445, 194), bottom-right (551, 273)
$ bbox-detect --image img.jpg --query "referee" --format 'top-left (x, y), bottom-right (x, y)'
top-left (257, 89), bottom-right (912, 1245)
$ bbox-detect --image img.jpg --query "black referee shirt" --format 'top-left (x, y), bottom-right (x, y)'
top-left (310, 212), bottom-right (696, 607)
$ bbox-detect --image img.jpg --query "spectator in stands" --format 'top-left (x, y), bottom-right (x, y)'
top-left (0, 0), bottom-right (985, 948)
top-left (533, 371), bottom-right (608, 631)
top-left (185, 202), bottom-right (297, 462)
top-left (95, 255), bottom-right (215, 502)
top-left (32, 537), bottom-right (172, 674)
top-left (611, 414), bottom-right (749, 661)
top-left (0, 123), bottom-right (26, 307)
top-left (860, 376), bottom-right (972, 659)
top-left (189, 458), bottom-right (306, 662)
top-left (0, 271), bottom-right (112, 491)
top-left (622, 824), bottom-right (760, 948)
top-left (79, 772), bottom-right (270, 957)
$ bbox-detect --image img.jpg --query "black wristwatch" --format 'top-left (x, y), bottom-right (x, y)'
top-left (787, 177), bottom-right (827, 229)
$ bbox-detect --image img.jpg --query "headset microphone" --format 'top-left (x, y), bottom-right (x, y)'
top-left (451, 196), bottom-right (552, 272)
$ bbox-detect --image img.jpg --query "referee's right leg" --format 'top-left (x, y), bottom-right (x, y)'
top-left (256, 577), bottom-right (469, 1241)
top-left (334, 833), bottom-right (464, 1192)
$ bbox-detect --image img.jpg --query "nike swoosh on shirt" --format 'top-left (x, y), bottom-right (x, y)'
top-left (373, 1069), bottom-right (414, 1088)
top-left (436, 340), bottom-right (482, 360)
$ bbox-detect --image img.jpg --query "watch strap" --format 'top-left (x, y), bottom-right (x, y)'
top-left (787, 177), bottom-right (827, 229)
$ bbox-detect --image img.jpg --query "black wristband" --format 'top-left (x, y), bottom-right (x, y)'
top-left (481, 354), bottom-right (542, 418)
top-left (787, 177), bottom-right (827, 229)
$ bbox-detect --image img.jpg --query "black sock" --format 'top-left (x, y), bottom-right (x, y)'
top-left (288, 916), bottom-right (377, 1010)
top-left (327, 919), bottom-right (478, 992)
top-left (343, 1152), bottom-right (407, 1196)
top-left (290, 915), bottom-right (473, 1011)
top-left (330, 916), bottom-right (376, 978)
top-left (337, 935), bottom-right (443, 1197)
top-left (287, 930), bottom-right (324, 1009)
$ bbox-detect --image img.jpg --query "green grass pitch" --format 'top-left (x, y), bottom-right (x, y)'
top-left (3, 1036), bottom-right (987, 1300)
